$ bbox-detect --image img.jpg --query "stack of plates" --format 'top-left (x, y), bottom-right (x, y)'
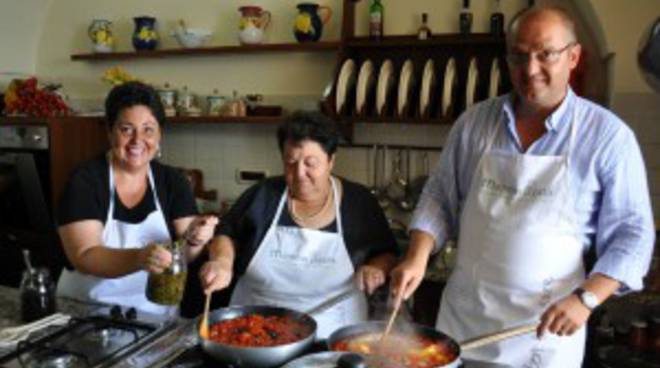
top-left (441, 57), bottom-right (457, 117)
top-left (335, 59), bottom-right (356, 115)
top-left (376, 59), bottom-right (394, 116)
top-left (465, 57), bottom-right (479, 108)
top-left (419, 59), bottom-right (436, 118)
top-left (355, 59), bottom-right (375, 116)
top-left (397, 59), bottom-right (414, 117)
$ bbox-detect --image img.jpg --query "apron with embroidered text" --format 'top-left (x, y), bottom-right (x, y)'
top-left (57, 161), bottom-right (174, 315)
top-left (437, 107), bottom-right (586, 367)
top-left (230, 177), bottom-right (367, 339)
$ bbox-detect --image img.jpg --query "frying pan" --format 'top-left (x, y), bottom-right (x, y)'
top-left (200, 305), bottom-right (317, 368)
top-left (327, 321), bottom-right (537, 368)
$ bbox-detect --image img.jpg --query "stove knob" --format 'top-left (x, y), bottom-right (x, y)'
top-left (125, 307), bottom-right (137, 320)
top-left (110, 305), bottom-right (122, 319)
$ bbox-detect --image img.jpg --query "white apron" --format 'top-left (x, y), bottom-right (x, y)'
top-left (437, 107), bottom-right (586, 367)
top-left (230, 177), bottom-right (368, 339)
top-left (57, 162), bottom-right (174, 315)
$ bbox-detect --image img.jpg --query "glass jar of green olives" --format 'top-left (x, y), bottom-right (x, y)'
top-left (145, 240), bottom-right (187, 305)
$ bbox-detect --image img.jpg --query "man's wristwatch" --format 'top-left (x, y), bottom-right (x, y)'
top-left (573, 287), bottom-right (600, 310)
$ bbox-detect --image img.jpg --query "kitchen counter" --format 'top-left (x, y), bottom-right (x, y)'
top-left (0, 285), bottom-right (512, 367)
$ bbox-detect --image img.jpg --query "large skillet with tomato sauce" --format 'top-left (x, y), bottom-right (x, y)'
top-left (200, 305), bottom-right (317, 368)
top-left (327, 321), bottom-right (462, 368)
top-left (328, 321), bottom-right (538, 368)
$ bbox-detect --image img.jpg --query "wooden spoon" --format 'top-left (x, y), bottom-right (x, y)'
top-left (378, 296), bottom-right (402, 344)
top-left (199, 293), bottom-right (211, 339)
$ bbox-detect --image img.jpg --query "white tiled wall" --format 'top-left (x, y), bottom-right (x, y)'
top-left (161, 120), bottom-right (450, 214)
top-left (611, 92), bottom-right (660, 223)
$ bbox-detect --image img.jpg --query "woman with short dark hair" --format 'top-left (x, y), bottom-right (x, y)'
top-left (200, 111), bottom-right (398, 339)
top-left (57, 82), bottom-right (217, 314)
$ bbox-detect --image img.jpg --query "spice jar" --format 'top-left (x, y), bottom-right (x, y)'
top-left (145, 240), bottom-right (187, 305)
top-left (20, 268), bottom-right (56, 322)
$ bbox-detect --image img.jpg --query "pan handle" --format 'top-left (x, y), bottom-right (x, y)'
top-left (460, 323), bottom-right (538, 351)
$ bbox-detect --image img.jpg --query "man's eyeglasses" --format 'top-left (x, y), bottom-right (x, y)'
top-left (507, 42), bottom-right (576, 65)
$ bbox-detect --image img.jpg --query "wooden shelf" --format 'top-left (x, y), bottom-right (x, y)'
top-left (0, 116), bottom-right (49, 125)
top-left (71, 41), bottom-right (341, 61)
top-left (345, 34), bottom-right (505, 48)
top-left (344, 116), bottom-right (453, 125)
top-left (167, 115), bottom-right (282, 124)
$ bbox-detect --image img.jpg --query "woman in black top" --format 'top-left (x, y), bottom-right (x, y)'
top-left (57, 82), bottom-right (217, 314)
top-left (200, 111), bottom-right (398, 338)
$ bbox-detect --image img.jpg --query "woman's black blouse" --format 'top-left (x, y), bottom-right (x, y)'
top-left (217, 176), bottom-right (399, 277)
top-left (57, 155), bottom-right (198, 239)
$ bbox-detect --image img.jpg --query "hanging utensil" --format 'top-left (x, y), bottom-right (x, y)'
top-left (376, 145), bottom-right (390, 209)
top-left (397, 147), bottom-right (415, 212)
top-left (368, 145), bottom-right (380, 198)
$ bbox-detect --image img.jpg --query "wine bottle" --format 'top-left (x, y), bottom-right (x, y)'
top-left (490, 0), bottom-right (504, 37)
top-left (417, 13), bottom-right (432, 40)
top-left (459, 0), bottom-right (473, 35)
top-left (369, 0), bottom-right (384, 40)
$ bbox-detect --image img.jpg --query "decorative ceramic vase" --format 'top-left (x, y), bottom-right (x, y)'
top-left (88, 19), bottom-right (115, 53)
top-left (293, 3), bottom-right (332, 42)
top-left (238, 6), bottom-right (271, 45)
top-left (132, 16), bottom-right (159, 51)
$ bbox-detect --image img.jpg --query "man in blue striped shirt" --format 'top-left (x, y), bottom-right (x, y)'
top-left (391, 5), bottom-right (655, 367)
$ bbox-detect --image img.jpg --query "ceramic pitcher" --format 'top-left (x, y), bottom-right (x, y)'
top-left (88, 19), bottom-right (115, 53)
top-left (294, 3), bottom-right (332, 42)
top-left (132, 16), bottom-right (159, 51)
top-left (238, 6), bottom-right (271, 45)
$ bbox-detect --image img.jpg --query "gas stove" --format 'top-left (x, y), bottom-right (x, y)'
top-left (0, 308), bottom-right (177, 368)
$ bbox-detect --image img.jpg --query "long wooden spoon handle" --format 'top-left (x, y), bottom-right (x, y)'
top-left (199, 293), bottom-right (211, 339)
top-left (379, 299), bottom-right (402, 343)
top-left (460, 323), bottom-right (538, 351)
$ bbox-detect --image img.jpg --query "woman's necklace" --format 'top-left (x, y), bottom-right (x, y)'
top-left (288, 180), bottom-right (333, 223)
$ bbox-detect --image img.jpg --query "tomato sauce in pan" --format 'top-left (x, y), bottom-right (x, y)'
top-left (332, 333), bottom-right (457, 368)
top-left (209, 313), bottom-right (312, 347)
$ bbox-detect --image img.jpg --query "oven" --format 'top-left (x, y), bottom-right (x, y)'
top-left (0, 125), bottom-right (60, 287)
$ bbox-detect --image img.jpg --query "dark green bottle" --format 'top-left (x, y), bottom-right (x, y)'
top-left (369, 0), bottom-right (384, 40)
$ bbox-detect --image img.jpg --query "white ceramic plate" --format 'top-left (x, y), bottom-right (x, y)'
top-left (397, 59), bottom-right (414, 116)
top-left (442, 57), bottom-right (456, 117)
top-left (489, 58), bottom-right (501, 98)
top-left (355, 59), bottom-right (375, 115)
top-left (335, 58), bottom-right (356, 114)
top-left (419, 59), bottom-right (436, 117)
top-left (376, 59), bottom-right (394, 116)
top-left (465, 57), bottom-right (479, 108)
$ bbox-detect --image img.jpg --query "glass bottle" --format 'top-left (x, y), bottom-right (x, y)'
top-left (20, 268), bottom-right (56, 322)
top-left (417, 13), bottom-right (432, 40)
top-left (369, 0), bottom-right (384, 40)
top-left (146, 240), bottom-right (187, 305)
top-left (459, 0), bottom-right (473, 35)
top-left (490, 0), bottom-right (505, 37)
